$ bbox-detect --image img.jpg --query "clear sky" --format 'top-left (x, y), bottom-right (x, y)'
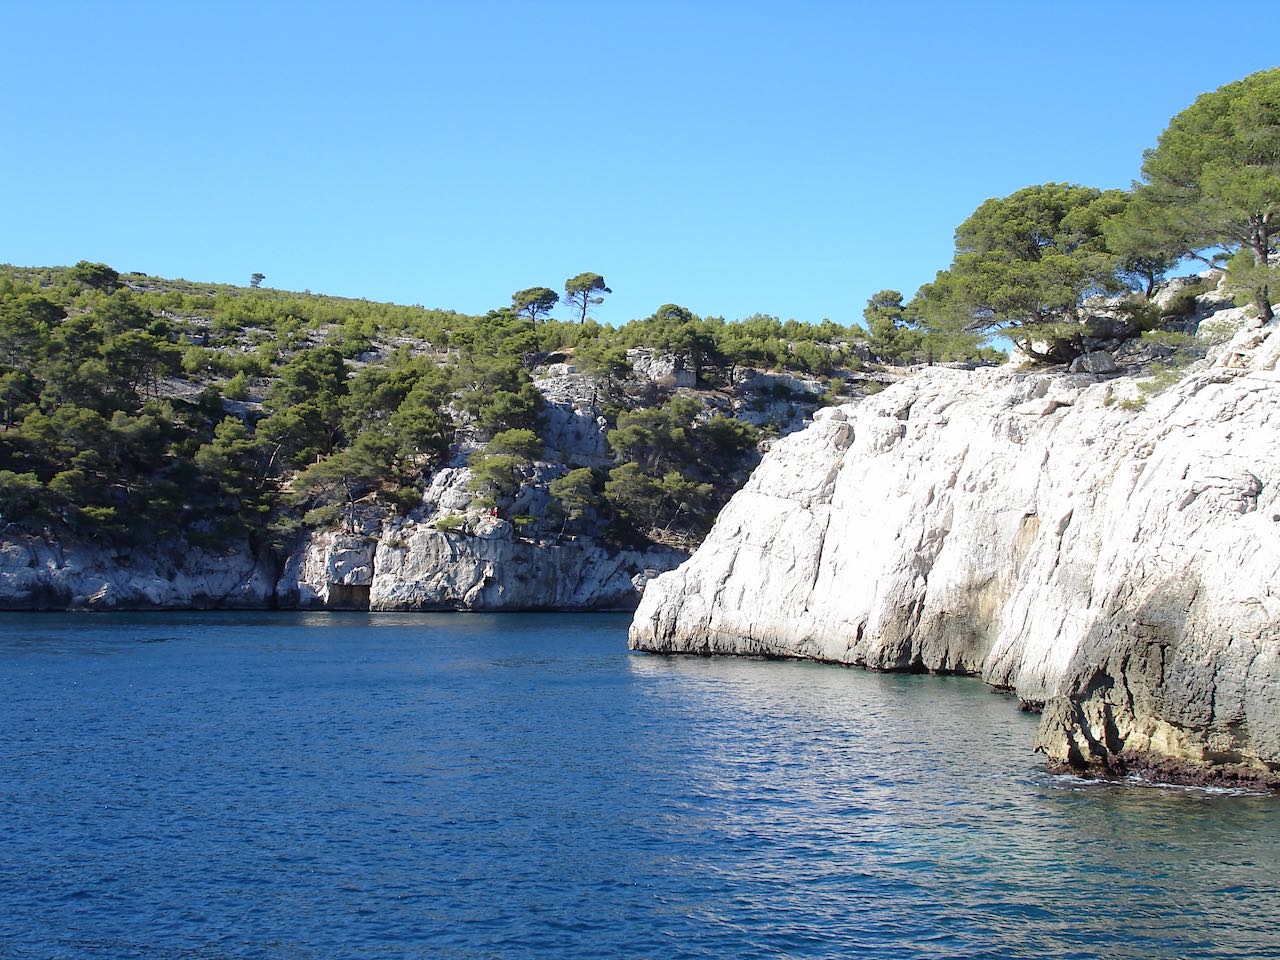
top-left (2, 1), bottom-right (1276, 327)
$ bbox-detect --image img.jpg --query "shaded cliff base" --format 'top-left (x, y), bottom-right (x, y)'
top-left (0, 535), bottom-right (278, 611)
top-left (1036, 690), bottom-right (1280, 789)
top-left (1043, 754), bottom-right (1278, 791)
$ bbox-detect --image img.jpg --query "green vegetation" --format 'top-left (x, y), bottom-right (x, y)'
top-left (915, 183), bottom-right (1127, 361)
top-left (1137, 68), bottom-right (1279, 322)
top-left (1160, 279), bottom-right (1209, 319)
top-left (512, 287), bottom-right (559, 326)
top-left (548, 467), bottom-right (596, 538)
top-left (603, 397), bottom-right (758, 541)
top-left (564, 272), bottom-right (611, 324)
top-left (467, 429), bottom-right (544, 507)
top-left (861, 288), bottom-right (1003, 365)
top-left (900, 68), bottom-right (1278, 360)
top-left (0, 260), bottom-right (882, 553)
top-left (68, 261), bottom-right (120, 292)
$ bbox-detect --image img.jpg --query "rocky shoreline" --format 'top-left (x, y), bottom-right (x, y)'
top-left (5, 295), bottom-right (1277, 788)
top-left (0, 520), bottom-right (683, 613)
top-left (630, 307), bottom-right (1280, 787)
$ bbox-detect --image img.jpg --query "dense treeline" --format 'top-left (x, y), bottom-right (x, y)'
top-left (0, 260), bottom-right (894, 549)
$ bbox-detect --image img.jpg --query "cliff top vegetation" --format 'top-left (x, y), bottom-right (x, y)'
top-left (877, 67), bottom-right (1278, 364)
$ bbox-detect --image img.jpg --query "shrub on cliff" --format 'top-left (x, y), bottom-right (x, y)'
top-left (467, 452), bottom-right (532, 508)
top-left (604, 463), bottom-right (714, 541)
top-left (549, 467), bottom-right (598, 537)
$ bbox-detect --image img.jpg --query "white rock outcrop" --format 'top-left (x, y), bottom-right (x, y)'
top-left (275, 531), bottom-right (377, 607)
top-left (630, 323), bottom-right (1280, 784)
top-left (280, 518), bottom-right (686, 611)
top-left (0, 519), bottom-right (685, 613)
top-left (0, 535), bottom-right (275, 609)
top-left (532, 371), bottom-right (613, 466)
top-left (626, 348), bottom-right (696, 387)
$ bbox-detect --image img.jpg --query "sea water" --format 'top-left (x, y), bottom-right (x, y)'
top-left (1, 612), bottom-right (1276, 959)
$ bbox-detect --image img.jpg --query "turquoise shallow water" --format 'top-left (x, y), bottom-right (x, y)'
top-left (0, 611), bottom-right (1277, 959)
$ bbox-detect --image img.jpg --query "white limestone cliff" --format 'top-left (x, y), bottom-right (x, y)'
top-left (278, 519), bottom-right (684, 611)
top-left (630, 317), bottom-right (1280, 785)
top-left (0, 535), bottom-right (275, 610)
top-left (0, 520), bottom-right (683, 613)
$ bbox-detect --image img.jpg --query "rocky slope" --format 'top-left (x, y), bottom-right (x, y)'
top-left (630, 312), bottom-right (1280, 785)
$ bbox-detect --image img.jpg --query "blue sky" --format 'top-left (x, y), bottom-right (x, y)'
top-left (2, 1), bottom-right (1276, 326)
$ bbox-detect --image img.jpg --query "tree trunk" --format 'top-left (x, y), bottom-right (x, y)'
top-left (1255, 288), bottom-right (1274, 324)
top-left (1251, 234), bottom-right (1274, 324)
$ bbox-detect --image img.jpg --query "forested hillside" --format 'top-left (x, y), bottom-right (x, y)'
top-left (0, 262), bottom-right (930, 556)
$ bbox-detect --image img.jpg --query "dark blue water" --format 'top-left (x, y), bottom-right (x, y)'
top-left (1, 613), bottom-right (1277, 959)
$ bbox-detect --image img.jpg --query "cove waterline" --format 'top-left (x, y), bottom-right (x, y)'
top-left (1, 612), bottom-right (1276, 959)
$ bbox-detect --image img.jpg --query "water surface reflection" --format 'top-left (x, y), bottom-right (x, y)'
top-left (0, 613), bottom-right (1275, 959)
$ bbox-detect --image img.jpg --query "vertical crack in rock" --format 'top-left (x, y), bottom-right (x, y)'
top-left (803, 511), bottom-right (833, 610)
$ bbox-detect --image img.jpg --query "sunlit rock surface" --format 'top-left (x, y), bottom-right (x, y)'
top-left (631, 318), bottom-right (1280, 785)
top-left (281, 519), bottom-right (684, 611)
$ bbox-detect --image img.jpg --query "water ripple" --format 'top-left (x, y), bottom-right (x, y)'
top-left (1, 612), bottom-right (1277, 959)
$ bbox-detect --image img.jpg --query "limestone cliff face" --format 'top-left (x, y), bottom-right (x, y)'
top-left (0, 522), bottom-right (681, 613)
top-left (630, 319), bottom-right (1280, 784)
top-left (0, 536), bottom-right (276, 610)
top-left (272, 440), bottom-right (688, 612)
top-left (278, 520), bottom-right (684, 611)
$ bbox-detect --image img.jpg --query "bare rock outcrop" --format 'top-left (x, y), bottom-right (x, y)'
top-left (630, 321), bottom-right (1280, 785)
top-left (0, 519), bottom-right (683, 613)
top-left (627, 348), bottom-right (696, 387)
top-left (0, 535), bottom-right (275, 610)
top-left (281, 518), bottom-right (685, 611)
